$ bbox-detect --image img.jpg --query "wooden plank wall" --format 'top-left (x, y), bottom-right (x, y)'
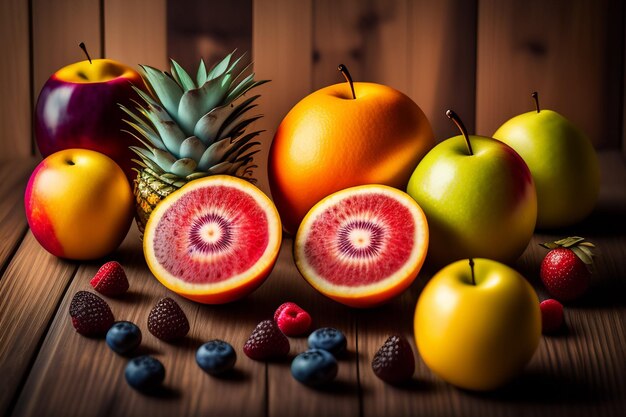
top-left (251, 0), bottom-right (624, 195)
top-left (0, 0), bottom-right (167, 160)
top-left (1, 0), bottom-right (623, 190)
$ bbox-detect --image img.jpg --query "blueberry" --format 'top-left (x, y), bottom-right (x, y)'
top-left (196, 339), bottom-right (237, 376)
top-left (291, 349), bottom-right (338, 387)
top-left (125, 355), bottom-right (165, 392)
top-left (106, 321), bottom-right (142, 355)
top-left (308, 327), bottom-right (347, 355)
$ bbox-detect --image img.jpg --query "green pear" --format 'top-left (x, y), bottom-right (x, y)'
top-left (407, 111), bottom-right (537, 267)
top-left (493, 93), bottom-right (600, 229)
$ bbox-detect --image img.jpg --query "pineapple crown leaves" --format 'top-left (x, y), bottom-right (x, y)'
top-left (119, 51), bottom-right (269, 182)
top-left (540, 236), bottom-right (597, 270)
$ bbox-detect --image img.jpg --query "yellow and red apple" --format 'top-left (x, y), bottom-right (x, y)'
top-left (268, 65), bottom-right (435, 234)
top-left (34, 49), bottom-right (144, 181)
top-left (414, 258), bottom-right (541, 391)
top-left (25, 149), bottom-right (134, 260)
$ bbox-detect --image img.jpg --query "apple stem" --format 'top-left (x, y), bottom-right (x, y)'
top-left (446, 110), bottom-right (473, 156)
top-left (532, 91), bottom-right (540, 113)
top-left (338, 64), bottom-right (356, 99)
top-left (79, 42), bottom-right (92, 64)
top-left (469, 258), bottom-right (476, 285)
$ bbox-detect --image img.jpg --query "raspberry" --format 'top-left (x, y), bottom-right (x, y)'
top-left (371, 335), bottom-right (415, 384)
top-left (147, 297), bottom-right (190, 342)
top-left (90, 261), bottom-right (129, 297)
top-left (540, 299), bottom-right (564, 334)
top-left (69, 291), bottom-right (115, 337)
top-left (243, 320), bottom-right (290, 361)
top-left (274, 302), bottom-right (312, 336)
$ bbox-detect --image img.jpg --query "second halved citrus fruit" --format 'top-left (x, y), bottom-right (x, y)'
top-left (294, 184), bottom-right (429, 308)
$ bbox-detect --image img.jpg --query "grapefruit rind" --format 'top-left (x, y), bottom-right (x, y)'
top-left (143, 175), bottom-right (282, 304)
top-left (294, 185), bottom-right (428, 308)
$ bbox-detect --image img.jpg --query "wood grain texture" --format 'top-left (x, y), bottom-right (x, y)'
top-left (252, 0), bottom-right (313, 196)
top-left (167, 0), bottom-right (252, 74)
top-left (32, 0), bottom-right (101, 102)
top-left (265, 240), bottom-right (360, 417)
top-left (476, 0), bottom-right (624, 148)
top-left (312, 0), bottom-right (409, 92)
top-left (0, 232), bottom-right (77, 416)
top-left (623, 0), bottom-right (626, 158)
top-left (105, 0), bottom-right (167, 69)
top-left (408, 0), bottom-right (477, 140)
top-left (12, 226), bottom-right (267, 417)
top-left (356, 150), bottom-right (626, 417)
top-left (0, 0), bottom-right (31, 157)
top-left (0, 159), bottom-right (37, 272)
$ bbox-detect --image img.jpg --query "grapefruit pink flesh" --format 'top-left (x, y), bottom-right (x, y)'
top-left (295, 185), bottom-right (428, 308)
top-left (144, 176), bottom-right (282, 304)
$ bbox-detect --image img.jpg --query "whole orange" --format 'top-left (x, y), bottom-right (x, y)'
top-left (268, 82), bottom-right (434, 234)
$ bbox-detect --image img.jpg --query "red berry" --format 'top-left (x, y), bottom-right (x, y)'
top-left (244, 320), bottom-right (290, 360)
top-left (540, 248), bottom-right (590, 301)
top-left (274, 302), bottom-right (312, 336)
top-left (539, 237), bottom-right (595, 302)
top-left (540, 299), bottom-right (564, 334)
top-left (90, 261), bottom-right (129, 297)
top-left (147, 297), bottom-right (190, 342)
top-left (371, 335), bottom-right (415, 384)
top-left (69, 291), bottom-right (115, 337)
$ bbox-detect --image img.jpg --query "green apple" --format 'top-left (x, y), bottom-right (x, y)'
top-left (414, 258), bottom-right (541, 391)
top-left (407, 111), bottom-right (537, 267)
top-left (493, 92), bottom-right (600, 229)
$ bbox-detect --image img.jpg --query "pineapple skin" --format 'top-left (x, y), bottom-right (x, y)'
top-left (134, 168), bottom-right (181, 235)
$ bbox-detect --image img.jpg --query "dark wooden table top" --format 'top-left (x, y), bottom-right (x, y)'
top-left (0, 151), bottom-right (625, 417)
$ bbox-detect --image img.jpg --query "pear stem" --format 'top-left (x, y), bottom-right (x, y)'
top-left (446, 110), bottom-right (473, 156)
top-left (532, 91), bottom-right (540, 113)
top-left (469, 258), bottom-right (476, 286)
top-left (338, 64), bottom-right (356, 99)
top-left (79, 42), bottom-right (92, 64)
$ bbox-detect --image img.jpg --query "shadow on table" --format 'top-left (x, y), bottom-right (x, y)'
top-left (473, 370), bottom-right (610, 405)
top-left (538, 206), bottom-right (626, 238)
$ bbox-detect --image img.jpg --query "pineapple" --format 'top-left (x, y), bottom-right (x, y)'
top-left (120, 52), bottom-right (268, 234)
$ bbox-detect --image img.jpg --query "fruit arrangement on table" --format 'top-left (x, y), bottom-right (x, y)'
top-left (25, 44), bottom-right (601, 394)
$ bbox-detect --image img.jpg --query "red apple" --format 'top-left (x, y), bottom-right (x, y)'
top-left (34, 45), bottom-right (144, 181)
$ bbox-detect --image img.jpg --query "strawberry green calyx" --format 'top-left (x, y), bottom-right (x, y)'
top-left (540, 236), bottom-right (596, 269)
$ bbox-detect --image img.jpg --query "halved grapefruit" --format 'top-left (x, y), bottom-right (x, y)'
top-left (143, 175), bottom-right (282, 304)
top-left (294, 185), bottom-right (429, 308)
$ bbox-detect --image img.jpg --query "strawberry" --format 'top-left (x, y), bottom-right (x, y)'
top-left (371, 335), bottom-right (415, 384)
top-left (540, 299), bottom-right (564, 334)
top-left (274, 302), bottom-right (312, 336)
top-left (147, 297), bottom-right (190, 342)
top-left (69, 291), bottom-right (115, 337)
top-left (540, 237), bottom-right (596, 302)
top-left (90, 261), bottom-right (129, 297)
top-left (243, 320), bottom-right (290, 361)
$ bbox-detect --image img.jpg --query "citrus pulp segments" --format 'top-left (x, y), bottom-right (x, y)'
top-left (294, 185), bottom-right (429, 308)
top-left (143, 175), bottom-right (282, 304)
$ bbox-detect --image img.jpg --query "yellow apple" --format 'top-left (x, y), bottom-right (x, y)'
top-left (25, 149), bottom-right (134, 260)
top-left (414, 258), bottom-right (541, 391)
